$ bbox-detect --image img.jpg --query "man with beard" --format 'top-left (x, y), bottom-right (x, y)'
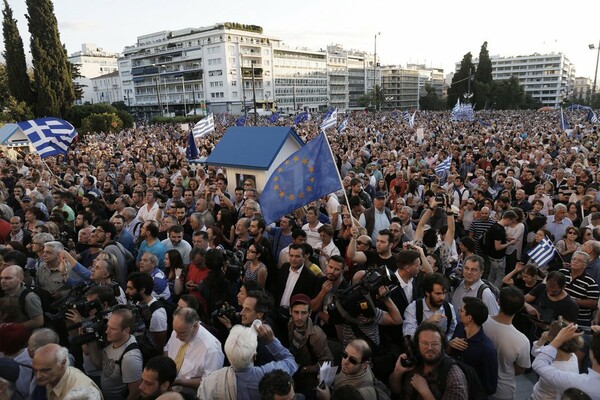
top-left (390, 322), bottom-right (468, 399)
top-left (311, 255), bottom-right (349, 338)
top-left (402, 273), bottom-right (457, 340)
top-left (138, 356), bottom-right (177, 400)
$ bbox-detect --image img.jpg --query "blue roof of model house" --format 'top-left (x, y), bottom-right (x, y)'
top-left (204, 126), bottom-right (304, 169)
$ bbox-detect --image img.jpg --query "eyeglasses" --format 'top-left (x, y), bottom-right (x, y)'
top-left (567, 231), bottom-right (578, 235)
top-left (419, 341), bottom-right (442, 349)
top-left (356, 241), bottom-right (369, 246)
top-left (247, 249), bottom-right (258, 254)
top-left (342, 351), bottom-right (361, 365)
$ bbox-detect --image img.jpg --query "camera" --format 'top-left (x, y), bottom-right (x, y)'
top-left (48, 282), bottom-right (96, 319)
top-left (328, 267), bottom-right (397, 321)
top-left (400, 335), bottom-right (418, 368)
top-left (223, 250), bottom-right (243, 282)
top-left (211, 302), bottom-right (237, 321)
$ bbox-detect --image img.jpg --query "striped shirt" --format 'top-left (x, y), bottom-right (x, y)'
top-left (469, 218), bottom-right (496, 253)
top-left (559, 269), bottom-right (600, 326)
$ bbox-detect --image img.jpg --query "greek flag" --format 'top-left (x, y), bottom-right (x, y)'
top-left (17, 117), bottom-right (77, 158)
top-left (587, 109), bottom-right (598, 124)
top-left (435, 155), bottom-right (452, 175)
top-left (320, 109), bottom-right (337, 131)
top-left (192, 113), bottom-right (215, 138)
top-left (402, 111), bottom-right (410, 124)
top-left (409, 110), bottom-right (416, 129)
top-left (560, 108), bottom-right (570, 131)
top-left (527, 236), bottom-right (556, 267)
top-left (452, 98), bottom-right (460, 114)
top-left (337, 118), bottom-right (349, 133)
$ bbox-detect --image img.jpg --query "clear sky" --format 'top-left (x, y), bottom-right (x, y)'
top-left (2, 0), bottom-right (600, 79)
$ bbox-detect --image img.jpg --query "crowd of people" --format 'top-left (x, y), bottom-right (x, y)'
top-left (0, 108), bottom-right (600, 400)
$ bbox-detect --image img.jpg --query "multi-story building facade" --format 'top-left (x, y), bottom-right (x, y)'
top-left (91, 71), bottom-right (122, 105)
top-left (271, 45), bottom-right (328, 113)
top-left (381, 66), bottom-right (420, 110)
top-left (463, 52), bottom-right (576, 108)
top-left (68, 43), bottom-right (119, 105)
top-left (574, 76), bottom-right (593, 102)
top-left (119, 23), bottom-right (280, 118)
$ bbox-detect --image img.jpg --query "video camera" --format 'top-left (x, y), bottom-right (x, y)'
top-left (210, 301), bottom-right (238, 321)
top-left (328, 267), bottom-right (397, 321)
top-left (223, 249), bottom-right (244, 282)
top-left (70, 302), bottom-right (147, 347)
top-left (47, 282), bottom-right (96, 320)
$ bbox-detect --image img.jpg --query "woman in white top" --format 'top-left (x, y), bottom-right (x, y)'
top-left (530, 319), bottom-right (582, 400)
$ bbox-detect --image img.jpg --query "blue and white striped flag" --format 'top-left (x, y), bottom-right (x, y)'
top-left (587, 109), bottom-right (598, 124)
top-left (527, 236), bottom-right (556, 267)
top-left (337, 118), bottom-right (349, 133)
top-left (560, 108), bottom-right (570, 131)
top-left (402, 111), bottom-right (410, 124)
top-left (192, 113), bottom-right (215, 138)
top-left (409, 110), bottom-right (416, 129)
top-left (17, 117), bottom-right (77, 158)
top-left (320, 109), bottom-right (337, 131)
top-left (435, 155), bottom-right (452, 175)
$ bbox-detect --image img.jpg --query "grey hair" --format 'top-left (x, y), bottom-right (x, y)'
top-left (173, 307), bottom-right (200, 325)
top-left (44, 241), bottom-right (64, 253)
top-left (142, 252), bottom-right (159, 266)
top-left (225, 325), bottom-right (258, 369)
top-left (572, 251), bottom-right (590, 264)
top-left (554, 203), bottom-right (567, 213)
top-left (55, 346), bottom-right (70, 366)
top-left (33, 232), bottom-right (55, 245)
top-left (29, 328), bottom-right (60, 352)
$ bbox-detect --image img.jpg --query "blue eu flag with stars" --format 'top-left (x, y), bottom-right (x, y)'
top-left (260, 133), bottom-right (342, 224)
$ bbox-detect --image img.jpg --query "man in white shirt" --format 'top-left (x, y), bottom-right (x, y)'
top-left (164, 307), bottom-right (224, 394)
top-left (136, 190), bottom-right (160, 222)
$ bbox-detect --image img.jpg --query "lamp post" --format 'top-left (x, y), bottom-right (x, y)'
top-left (589, 41), bottom-right (600, 102)
top-left (292, 72), bottom-right (298, 112)
top-left (152, 64), bottom-right (164, 115)
top-left (178, 75), bottom-right (187, 116)
top-left (160, 65), bottom-right (169, 116)
top-left (373, 32), bottom-right (381, 111)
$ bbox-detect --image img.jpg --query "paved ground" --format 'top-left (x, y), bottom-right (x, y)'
top-left (514, 371), bottom-right (537, 400)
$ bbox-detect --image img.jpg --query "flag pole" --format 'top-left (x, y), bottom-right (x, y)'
top-left (319, 130), bottom-right (356, 228)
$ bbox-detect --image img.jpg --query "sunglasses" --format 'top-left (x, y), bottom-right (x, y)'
top-left (342, 351), bottom-right (361, 365)
top-left (356, 241), bottom-right (369, 246)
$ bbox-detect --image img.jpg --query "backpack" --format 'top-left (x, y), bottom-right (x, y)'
top-left (476, 280), bottom-right (500, 301)
top-left (19, 286), bottom-right (54, 325)
top-left (438, 356), bottom-right (488, 400)
top-left (415, 298), bottom-right (453, 334)
top-left (142, 299), bottom-right (176, 338)
top-left (354, 376), bottom-right (392, 400)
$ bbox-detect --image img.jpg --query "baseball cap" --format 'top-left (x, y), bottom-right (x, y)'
top-left (290, 294), bottom-right (311, 307)
top-left (375, 192), bottom-right (386, 199)
top-left (21, 196), bottom-right (32, 203)
top-left (0, 358), bottom-right (19, 383)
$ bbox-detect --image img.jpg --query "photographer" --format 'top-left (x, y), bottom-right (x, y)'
top-left (66, 285), bottom-right (118, 385)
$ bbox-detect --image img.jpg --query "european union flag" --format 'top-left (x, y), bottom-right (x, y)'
top-left (236, 115), bottom-right (247, 126)
top-left (259, 133), bottom-right (342, 224)
top-left (294, 111), bottom-right (310, 125)
top-left (269, 113), bottom-right (280, 123)
top-left (185, 130), bottom-right (199, 160)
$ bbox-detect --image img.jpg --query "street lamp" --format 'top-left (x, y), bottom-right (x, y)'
top-left (177, 75), bottom-right (187, 116)
top-left (373, 32), bottom-right (380, 111)
top-left (589, 41), bottom-right (600, 102)
top-left (160, 65), bottom-right (169, 116)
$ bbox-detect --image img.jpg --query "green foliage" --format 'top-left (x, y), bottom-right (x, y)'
top-left (26, 0), bottom-right (75, 117)
top-left (2, 0), bottom-right (32, 105)
top-left (111, 101), bottom-right (128, 111)
top-left (67, 103), bottom-right (119, 128)
top-left (80, 112), bottom-right (122, 134)
top-left (70, 62), bottom-right (85, 101)
top-left (419, 84), bottom-right (446, 111)
top-left (223, 22), bottom-right (263, 34)
top-left (448, 52), bottom-right (475, 108)
top-left (489, 76), bottom-right (529, 109)
top-left (0, 95), bottom-right (34, 122)
top-left (116, 110), bottom-right (134, 129)
top-left (475, 42), bottom-right (493, 84)
top-left (150, 115), bottom-right (204, 124)
top-left (592, 93), bottom-right (600, 109)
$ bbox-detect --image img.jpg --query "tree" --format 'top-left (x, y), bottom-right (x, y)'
top-left (71, 62), bottom-right (85, 101)
top-left (81, 112), bottom-right (122, 133)
top-left (474, 41), bottom-right (493, 84)
top-left (2, 0), bottom-right (32, 105)
top-left (448, 52), bottom-right (475, 108)
top-left (26, 0), bottom-right (75, 117)
top-left (419, 84), bottom-right (446, 111)
top-left (358, 85), bottom-right (386, 111)
top-left (490, 76), bottom-right (525, 109)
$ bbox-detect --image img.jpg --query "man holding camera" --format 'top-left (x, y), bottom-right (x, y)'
top-left (390, 322), bottom-right (468, 399)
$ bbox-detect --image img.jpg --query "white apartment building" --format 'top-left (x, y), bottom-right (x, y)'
top-left (91, 71), bottom-right (122, 105)
top-left (574, 76), bottom-right (593, 101)
top-left (463, 52), bottom-right (576, 108)
top-left (119, 23), bottom-right (280, 118)
top-left (381, 66), bottom-right (420, 110)
top-left (68, 43), bottom-right (119, 105)
top-left (271, 46), bottom-right (328, 113)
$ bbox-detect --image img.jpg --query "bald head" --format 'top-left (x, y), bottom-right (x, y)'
top-left (156, 393), bottom-right (184, 400)
top-left (2, 265), bottom-right (24, 279)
